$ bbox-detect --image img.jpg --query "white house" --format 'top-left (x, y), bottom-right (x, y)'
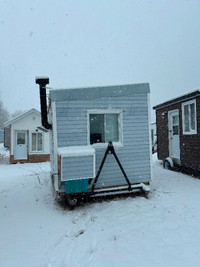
top-left (3, 108), bottom-right (50, 163)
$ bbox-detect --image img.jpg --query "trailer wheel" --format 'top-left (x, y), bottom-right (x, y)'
top-left (67, 196), bottom-right (78, 207)
top-left (163, 157), bottom-right (174, 170)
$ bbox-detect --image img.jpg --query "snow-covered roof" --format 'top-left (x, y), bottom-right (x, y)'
top-left (57, 146), bottom-right (95, 157)
top-left (3, 108), bottom-right (40, 128)
top-left (153, 89), bottom-right (200, 110)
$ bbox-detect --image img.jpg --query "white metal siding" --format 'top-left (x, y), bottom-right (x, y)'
top-left (61, 155), bottom-right (94, 181)
top-left (55, 94), bottom-right (151, 187)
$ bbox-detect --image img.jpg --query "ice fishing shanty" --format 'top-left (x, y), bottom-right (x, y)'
top-left (153, 90), bottom-right (200, 175)
top-left (36, 78), bottom-right (151, 205)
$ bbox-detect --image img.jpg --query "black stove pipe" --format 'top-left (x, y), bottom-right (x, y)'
top-left (35, 77), bottom-right (52, 130)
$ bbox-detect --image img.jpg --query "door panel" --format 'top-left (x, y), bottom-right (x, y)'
top-left (14, 131), bottom-right (28, 160)
top-left (168, 111), bottom-right (180, 159)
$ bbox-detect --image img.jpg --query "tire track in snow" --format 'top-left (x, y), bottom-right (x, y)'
top-left (44, 209), bottom-right (98, 267)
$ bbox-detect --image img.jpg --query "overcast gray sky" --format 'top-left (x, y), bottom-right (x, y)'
top-left (1, 0), bottom-right (200, 120)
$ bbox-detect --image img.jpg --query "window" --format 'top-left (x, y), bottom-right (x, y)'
top-left (17, 132), bottom-right (26, 145)
top-left (182, 100), bottom-right (197, 134)
top-left (88, 110), bottom-right (122, 146)
top-left (31, 132), bottom-right (43, 152)
top-left (172, 115), bottom-right (179, 135)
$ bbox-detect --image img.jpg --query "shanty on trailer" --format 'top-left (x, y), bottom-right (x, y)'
top-left (36, 78), bottom-right (151, 205)
top-left (153, 90), bottom-right (200, 175)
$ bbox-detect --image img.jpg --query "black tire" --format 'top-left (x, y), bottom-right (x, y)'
top-left (67, 197), bottom-right (78, 207)
top-left (163, 159), bottom-right (171, 170)
top-left (143, 190), bottom-right (150, 199)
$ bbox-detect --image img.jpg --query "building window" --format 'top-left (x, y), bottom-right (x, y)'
top-left (182, 100), bottom-right (197, 134)
top-left (88, 110), bottom-right (122, 146)
top-left (31, 132), bottom-right (43, 152)
top-left (17, 132), bottom-right (26, 145)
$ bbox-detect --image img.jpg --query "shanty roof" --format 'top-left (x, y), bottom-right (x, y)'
top-left (50, 83), bottom-right (150, 102)
top-left (153, 90), bottom-right (200, 110)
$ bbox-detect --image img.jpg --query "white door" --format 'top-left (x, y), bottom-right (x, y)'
top-left (168, 110), bottom-right (180, 159)
top-left (14, 131), bottom-right (28, 160)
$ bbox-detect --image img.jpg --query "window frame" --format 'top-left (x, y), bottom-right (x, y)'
top-left (30, 131), bottom-right (44, 153)
top-left (182, 99), bottom-right (197, 135)
top-left (87, 109), bottom-right (123, 148)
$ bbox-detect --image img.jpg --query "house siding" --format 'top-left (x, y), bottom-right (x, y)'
top-left (54, 94), bottom-right (151, 188)
top-left (61, 155), bottom-right (94, 181)
top-left (155, 95), bottom-right (200, 172)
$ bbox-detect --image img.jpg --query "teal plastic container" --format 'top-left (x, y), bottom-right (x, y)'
top-left (64, 179), bottom-right (89, 194)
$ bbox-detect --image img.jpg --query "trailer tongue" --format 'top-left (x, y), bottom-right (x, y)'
top-left (66, 142), bottom-right (150, 206)
top-left (92, 141), bottom-right (131, 194)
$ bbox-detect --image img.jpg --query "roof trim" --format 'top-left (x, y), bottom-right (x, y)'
top-left (153, 90), bottom-right (200, 110)
top-left (3, 108), bottom-right (40, 128)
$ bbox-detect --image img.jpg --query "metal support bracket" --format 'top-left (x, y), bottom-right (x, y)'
top-left (91, 141), bottom-right (132, 194)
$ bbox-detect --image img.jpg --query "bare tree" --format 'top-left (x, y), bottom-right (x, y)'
top-left (0, 100), bottom-right (10, 129)
top-left (11, 110), bottom-right (24, 119)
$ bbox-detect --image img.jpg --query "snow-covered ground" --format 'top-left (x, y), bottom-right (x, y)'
top-left (1, 146), bottom-right (200, 267)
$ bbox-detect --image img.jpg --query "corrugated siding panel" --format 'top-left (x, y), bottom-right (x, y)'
top-left (55, 94), bottom-right (151, 187)
top-left (61, 155), bottom-right (94, 181)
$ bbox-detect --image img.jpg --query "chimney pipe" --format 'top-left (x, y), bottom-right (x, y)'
top-left (35, 77), bottom-right (52, 130)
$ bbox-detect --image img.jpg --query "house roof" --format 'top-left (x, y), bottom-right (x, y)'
top-left (153, 90), bottom-right (200, 110)
top-left (3, 108), bottom-right (40, 128)
top-left (50, 83), bottom-right (150, 102)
